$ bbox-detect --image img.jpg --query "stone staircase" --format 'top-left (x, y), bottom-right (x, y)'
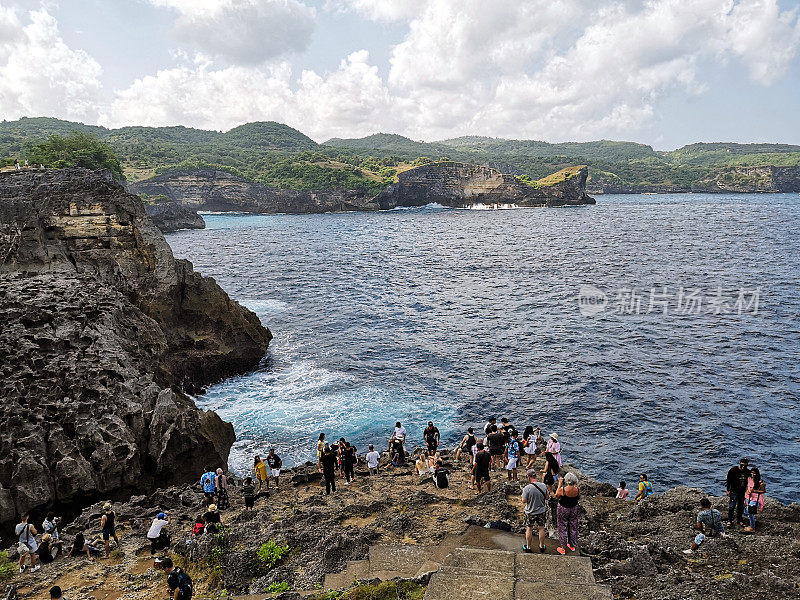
top-left (322, 525), bottom-right (611, 600)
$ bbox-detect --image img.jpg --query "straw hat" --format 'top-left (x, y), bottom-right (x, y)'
top-left (549, 432), bottom-right (559, 441)
top-left (209, 504), bottom-right (218, 512)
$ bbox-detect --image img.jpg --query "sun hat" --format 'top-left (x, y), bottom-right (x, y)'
top-left (549, 432), bottom-right (559, 441)
top-left (209, 504), bottom-right (218, 512)
top-left (42, 533), bottom-right (52, 542)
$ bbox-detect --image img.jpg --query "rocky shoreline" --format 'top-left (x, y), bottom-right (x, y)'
top-left (6, 448), bottom-right (800, 600)
top-left (0, 169), bottom-right (271, 529)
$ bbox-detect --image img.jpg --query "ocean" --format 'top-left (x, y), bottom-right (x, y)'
top-left (166, 193), bottom-right (800, 502)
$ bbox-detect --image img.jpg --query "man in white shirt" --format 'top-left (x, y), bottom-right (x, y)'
top-left (393, 421), bottom-right (407, 443)
top-left (147, 512), bottom-right (170, 556)
top-left (365, 444), bottom-right (380, 475)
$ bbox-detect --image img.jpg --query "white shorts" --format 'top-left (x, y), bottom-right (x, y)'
top-left (506, 457), bottom-right (518, 470)
top-left (271, 469), bottom-right (281, 477)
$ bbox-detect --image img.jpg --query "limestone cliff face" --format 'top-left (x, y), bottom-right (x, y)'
top-left (0, 168), bottom-right (272, 523)
top-left (129, 169), bottom-right (380, 213)
top-left (692, 166), bottom-right (800, 193)
top-left (374, 163), bottom-right (595, 208)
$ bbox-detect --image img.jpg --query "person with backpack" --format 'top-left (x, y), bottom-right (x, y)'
top-left (100, 503), bottom-right (119, 557)
top-left (159, 557), bottom-right (193, 599)
top-left (15, 514), bottom-right (39, 573)
top-left (521, 469), bottom-right (549, 553)
top-left (636, 473), bottom-right (653, 501)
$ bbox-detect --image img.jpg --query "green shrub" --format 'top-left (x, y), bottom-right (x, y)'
top-left (26, 131), bottom-right (124, 180)
top-left (256, 540), bottom-right (289, 568)
top-left (0, 551), bottom-right (14, 581)
top-left (266, 581), bottom-right (290, 593)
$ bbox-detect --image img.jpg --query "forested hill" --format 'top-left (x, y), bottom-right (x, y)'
top-left (2, 116), bottom-right (799, 193)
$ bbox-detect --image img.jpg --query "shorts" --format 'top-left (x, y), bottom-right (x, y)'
top-left (490, 447), bottom-right (504, 456)
top-left (524, 512), bottom-right (546, 528)
top-left (102, 528), bottom-right (116, 540)
top-left (244, 496), bottom-right (254, 508)
top-left (694, 533), bottom-right (706, 546)
top-left (524, 445), bottom-right (536, 455)
top-left (506, 457), bottom-right (518, 470)
top-left (271, 469), bottom-right (281, 477)
top-left (475, 470), bottom-right (490, 483)
top-left (204, 491), bottom-right (215, 500)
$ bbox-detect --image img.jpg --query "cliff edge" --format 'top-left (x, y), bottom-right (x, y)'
top-left (0, 168), bottom-right (272, 524)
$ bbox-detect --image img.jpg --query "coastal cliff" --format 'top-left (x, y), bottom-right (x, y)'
top-left (375, 163), bottom-right (595, 208)
top-left (129, 169), bottom-right (380, 213)
top-left (692, 165), bottom-right (800, 193)
top-left (0, 168), bottom-right (272, 525)
top-left (128, 164), bottom-right (594, 214)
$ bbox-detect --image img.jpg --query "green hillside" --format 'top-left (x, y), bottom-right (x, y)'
top-left (2, 116), bottom-right (799, 192)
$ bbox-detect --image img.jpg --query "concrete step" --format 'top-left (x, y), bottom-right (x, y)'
top-left (442, 547), bottom-right (515, 575)
top-left (424, 568), bottom-right (514, 600)
top-left (368, 544), bottom-right (434, 577)
top-left (515, 553), bottom-right (595, 584)
top-left (454, 525), bottom-right (526, 552)
top-left (323, 559), bottom-right (371, 590)
top-left (514, 582), bottom-right (612, 600)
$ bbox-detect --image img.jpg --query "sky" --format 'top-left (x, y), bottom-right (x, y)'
top-left (0, 0), bottom-right (799, 149)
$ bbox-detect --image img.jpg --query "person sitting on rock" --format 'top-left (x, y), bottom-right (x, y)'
top-left (37, 533), bottom-right (61, 564)
top-left (434, 460), bottom-right (450, 489)
top-left (203, 505), bottom-right (221, 534)
top-left (68, 531), bottom-right (101, 560)
top-left (158, 557), bottom-right (193, 600)
top-left (192, 514), bottom-right (206, 536)
top-left (616, 481), bottom-right (629, 500)
top-left (388, 436), bottom-right (405, 466)
top-left (684, 497), bottom-right (725, 554)
top-left (416, 452), bottom-right (434, 477)
top-left (636, 473), bottom-right (653, 501)
top-left (147, 512), bottom-right (171, 555)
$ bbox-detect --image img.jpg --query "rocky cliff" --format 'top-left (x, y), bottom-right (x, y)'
top-left (144, 200), bottom-right (206, 233)
top-left (0, 168), bottom-right (272, 525)
top-left (129, 169), bottom-right (380, 213)
top-left (692, 165), bottom-right (800, 193)
top-left (375, 163), bottom-right (595, 208)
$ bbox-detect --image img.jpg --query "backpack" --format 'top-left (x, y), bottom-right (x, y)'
top-left (643, 481), bottom-right (653, 496)
top-left (174, 568), bottom-right (193, 595)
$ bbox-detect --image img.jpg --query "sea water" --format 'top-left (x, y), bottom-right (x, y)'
top-left (168, 194), bottom-right (800, 502)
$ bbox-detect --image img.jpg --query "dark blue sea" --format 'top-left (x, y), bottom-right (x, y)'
top-left (166, 193), bottom-right (800, 502)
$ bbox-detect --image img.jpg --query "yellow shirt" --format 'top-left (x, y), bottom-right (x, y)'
top-left (255, 461), bottom-right (268, 481)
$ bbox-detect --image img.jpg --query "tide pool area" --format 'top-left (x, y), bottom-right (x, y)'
top-left (171, 193), bottom-right (800, 502)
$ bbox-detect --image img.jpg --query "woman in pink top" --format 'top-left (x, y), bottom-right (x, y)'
top-left (547, 433), bottom-right (562, 466)
top-left (743, 467), bottom-right (765, 532)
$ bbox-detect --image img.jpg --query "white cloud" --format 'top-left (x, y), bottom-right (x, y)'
top-left (324, 0), bottom-right (426, 22)
top-left (0, 4), bottom-right (102, 122)
top-left (149, 0), bottom-right (317, 64)
top-left (100, 51), bottom-right (393, 139)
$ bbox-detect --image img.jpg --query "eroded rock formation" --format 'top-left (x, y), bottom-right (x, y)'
top-left (0, 168), bottom-right (272, 524)
top-left (375, 163), bottom-right (595, 208)
top-left (144, 200), bottom-right (206, 233)
top-left (693, 165), bottom-right (800, 193)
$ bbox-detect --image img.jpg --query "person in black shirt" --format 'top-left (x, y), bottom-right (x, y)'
top-left (321, 444), bottom-right (338, 494)
top-left (266, 449), bottom-right (283, 488)
top-left (433, 460), bottom-right (450, 489)
top-left (340, 439), bottom-right (357, 484)
top-left (203, 505), bottom-right (221, 534)
top-left (487, 425), bottom-right (506, 470)
top-left (423, 421), bottom-right (440, 454)
top-left (160, 557), bottom-right (193, 600)
top-left (389, 436), bottom-right (406, 466)
top-left (726, 458), bottom-right (751, 526)
top-left (472, 442), bottom-right (492, 494)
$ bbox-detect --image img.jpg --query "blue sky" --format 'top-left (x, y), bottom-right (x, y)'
top-left (1, 0), bottom-right (799, 149)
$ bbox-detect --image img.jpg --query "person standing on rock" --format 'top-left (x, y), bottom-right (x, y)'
top-left (521, 469), bottom-right (549, 553)
top-left (242, 476), bottom-right (256, 511)
top-left (487, 425), bottom-right (506, 471)
top-left (555, 473), bottom-right (580, 555)
top-left (744, 467), bottom-right (766, 532)
top-left (340, 440), bottom-right (356, 484)
top-left (267, 449), bottom-right (283, 488)
top-left (15, 514), bottom-right (39, 573)
top-left (366, 444), bottom-right (380, 475)
top-left (321, 444), bottom-right (338, 494)
top-left (215, 468), bottom-right (230, 509)
top-left (200, 466), bottom-right (217, 506)
top-left (42, 513), bottom-right (61, 543)
top-left (423, 421), bottom-right (440, 454)
top-left (472, 442), bottom-right (492, 494)
top-left (506, 430), bottom-right (520, 481)
top-left (254, 456), bottom-right (269, 493)
top-left (483, 417), bottom-right (497, 437)
top-left (455, 427), bottom-right (477, 466)
top-left (546, 433), bottom-right (562, 468)
top-left (522, 426), bottom-right (537, 469)
top-left (317, 434), bottom-right (326, 473)
top-left (100, 503), bottom-right (119, 557)
top-left (726, 458), bottom-right (751, 526)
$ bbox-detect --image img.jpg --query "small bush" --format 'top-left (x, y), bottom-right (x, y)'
top-left (266, 581), bottom-right (290, 593)
top-left (0, 551), bottom-right (15, 581)
top-left (256, 540), bottom-right (289, 568)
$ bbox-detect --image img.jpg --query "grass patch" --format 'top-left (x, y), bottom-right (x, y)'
top-left (0, 551), bottom-right (15, 581)
top-left (257, 540), bottom-right (290, 568)
top-left (310, 581), bottom-right (426, 600)
top-left (266, 581), bottom-right (290, 593)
